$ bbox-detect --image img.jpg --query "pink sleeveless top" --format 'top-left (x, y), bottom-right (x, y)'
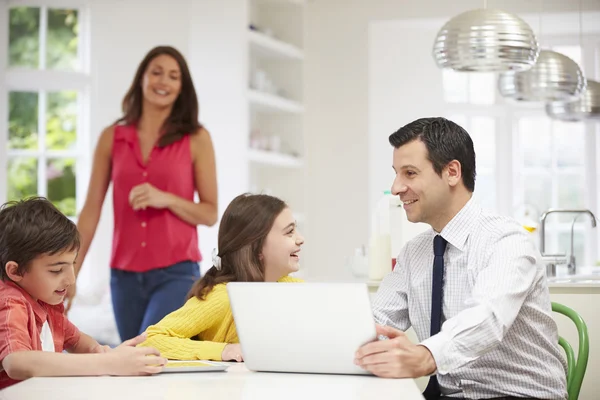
top-left (110, 124), bottom-right (202, 272)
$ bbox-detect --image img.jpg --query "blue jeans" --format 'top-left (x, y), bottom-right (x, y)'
top-left (110, 260), bottom-right (200, 341)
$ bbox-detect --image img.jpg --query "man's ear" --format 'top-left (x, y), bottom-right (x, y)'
top-left (5, 261), bottom-right (23, 282)
top-left (445, 160), bottom-right (463, 188)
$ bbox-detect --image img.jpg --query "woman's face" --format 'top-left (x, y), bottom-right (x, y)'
top-left (141, 54), bottom-right (182, 109)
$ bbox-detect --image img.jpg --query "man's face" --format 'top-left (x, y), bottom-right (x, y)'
top-left (391, 139), bottom-right (450, 228)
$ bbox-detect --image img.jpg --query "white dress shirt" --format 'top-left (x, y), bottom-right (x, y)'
top-left (373, 199), bottom-right (568, 399)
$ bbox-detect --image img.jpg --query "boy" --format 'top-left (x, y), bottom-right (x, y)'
top-left (0, 197), bottom-right (166, 390)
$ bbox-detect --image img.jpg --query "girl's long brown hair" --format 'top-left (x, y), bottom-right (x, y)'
top-left (116, 46), bottom-right (201, 147)
top-left (189, 193), bottom-right (288, 300)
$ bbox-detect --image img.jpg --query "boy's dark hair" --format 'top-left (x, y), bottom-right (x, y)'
top-left (0, 197), bottom-right (80, 280)
top-left (389, 117), bottom-right (476, 192)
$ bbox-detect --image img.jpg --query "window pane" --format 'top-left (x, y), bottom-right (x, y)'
top-left (471, 117), bottom-right (495, 170)
top-left (554, 120), bottom-right (584, 167)
top-left (7, 158), bottom-right (38, 201)
top-left (468, 72), bottom-right (496, 105)
top-left (558, 229), bottom-right (585, 267)
top-left (442, 69), bottom-right (468, 103)
top-left (447, 114), bottom-right (467, 129)
top-left (47, 9), bottom-right (79, 70)
top-left (9, 7), bottom-right (40, 68)
top-left (518, 117), bottom-right (551, 168)
top-left (47, 158), bottom-right (76, 217)
top-left (9, 92), bottom-right (39, 150)
top-left (474, 173), bottom-right (496, 211)
top-left (558, 173), bottom-right (585, 210)
top-left (46, 91), bottom-right (77, 150)
top-left (523, 173), bottom-right (552, 213)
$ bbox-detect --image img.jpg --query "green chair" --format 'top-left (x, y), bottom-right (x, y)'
top-left (552, 302), bottom-right (589, 400)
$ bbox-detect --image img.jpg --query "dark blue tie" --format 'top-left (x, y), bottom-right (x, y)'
top-left (423, 235), bottom-right (447, 400)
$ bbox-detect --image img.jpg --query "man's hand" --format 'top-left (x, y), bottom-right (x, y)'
top-left (354, 324), bottom-right (437, 378)
top-left (129, 183), bottom-right (172, 211)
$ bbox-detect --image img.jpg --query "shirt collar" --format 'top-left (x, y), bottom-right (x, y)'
top-left (2, 280), bottom-right (49, 324)
top-left (439, 197), bottom-right (481, 252)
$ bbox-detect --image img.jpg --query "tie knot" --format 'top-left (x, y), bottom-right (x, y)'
top-left (433, 235), bottom-right (447, 256)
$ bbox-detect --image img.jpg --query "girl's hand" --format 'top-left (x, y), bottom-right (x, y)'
top-left (221, 344), bottom-right (244, 362)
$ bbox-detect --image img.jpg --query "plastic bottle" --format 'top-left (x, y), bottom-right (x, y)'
top-left (368, 191), bottom-right (393, 281)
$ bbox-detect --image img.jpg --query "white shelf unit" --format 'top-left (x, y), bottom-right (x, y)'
top-left (248, 148), bottom-right (304, 168)
top-left (247, 0), bottom-right (306, 228)
top-left (248, 30), bottom-right (304, 61)
top-left (248, 89), bottom-right (304, 114)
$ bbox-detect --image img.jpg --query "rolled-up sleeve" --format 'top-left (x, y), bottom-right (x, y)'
top-left (372, 245), bottom-right (411, 332)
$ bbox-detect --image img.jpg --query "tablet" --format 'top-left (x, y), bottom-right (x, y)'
top-left (161, 360), bottom-right (229, 373)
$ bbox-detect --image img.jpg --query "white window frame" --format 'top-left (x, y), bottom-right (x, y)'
top-left (0, 0), bottom-right (91, 216)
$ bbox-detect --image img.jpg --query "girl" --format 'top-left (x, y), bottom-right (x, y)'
top-left (71, 46), bottom-right (218, 341)
top-left (139, 193), bottom-right (304, 361)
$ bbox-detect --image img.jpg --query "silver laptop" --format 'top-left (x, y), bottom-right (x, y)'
top-left (227, 282), bottom-right (377, 375)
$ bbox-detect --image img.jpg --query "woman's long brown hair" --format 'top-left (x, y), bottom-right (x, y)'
top-left (116, 46), bottom-right (201, 147)
top-left (189, 193), bottom-right (287, 300)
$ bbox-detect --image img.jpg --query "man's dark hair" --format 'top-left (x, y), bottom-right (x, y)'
top-left (389, 117), bottom-right (476, 192)
top-left (0, 197), bottom-right (80, 280)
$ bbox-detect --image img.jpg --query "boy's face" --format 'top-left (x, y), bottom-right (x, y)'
top-left (7, 250), bottom-right (77, 305)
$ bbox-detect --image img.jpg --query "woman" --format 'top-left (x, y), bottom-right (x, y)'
top-left (69, 46), bottom-right (218, 341)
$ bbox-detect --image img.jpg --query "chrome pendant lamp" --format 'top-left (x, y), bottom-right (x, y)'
top-left (546, 80), bottom-right (600, 121)
top-left (498, 50), bottom-right (586, 102)
top-left (545, 0), bottom-right (599, 121)
top-left (432, 8), bottom-right (539, 72)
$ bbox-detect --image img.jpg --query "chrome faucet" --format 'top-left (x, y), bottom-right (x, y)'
top-left (539, 209), bottom-right (597, 275)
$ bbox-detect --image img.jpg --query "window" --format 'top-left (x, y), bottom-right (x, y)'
top-left (442, 70), bottom-right (499, 212)
top-left (1, 2), bottom-right (89, 217)
top-left (441, 41), bottom-right (598, 265)
top-left (442, 69), bottom-right (496, 105)
top-left (513, 115), bottom-right (588, 263)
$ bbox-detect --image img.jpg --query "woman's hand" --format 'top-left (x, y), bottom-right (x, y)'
top-left (129, 183), bottom-right (173, 210)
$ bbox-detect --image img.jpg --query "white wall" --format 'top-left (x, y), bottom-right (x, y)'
top-left (187, 0), bottom-right (249, 274)
top-left (303, 0), bottom-right (600, 282)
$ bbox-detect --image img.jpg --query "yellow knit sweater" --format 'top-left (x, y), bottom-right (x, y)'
top-left (139, 276), bottom-right (303, 361)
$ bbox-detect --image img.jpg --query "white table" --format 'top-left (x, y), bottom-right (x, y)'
top-left (0, 363), bottom-right (424, 400)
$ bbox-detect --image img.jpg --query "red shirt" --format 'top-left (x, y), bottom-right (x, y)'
top-left (0, 280), bottom-right (81, 390)
top-left (110, 124), bottom-right (202, 272)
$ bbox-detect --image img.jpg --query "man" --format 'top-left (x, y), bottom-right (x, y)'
top-left (355, 118), bottom-right (567, 400)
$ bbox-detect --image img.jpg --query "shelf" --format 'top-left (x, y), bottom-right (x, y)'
top-left (248, 148), bottom-right (304, 168)
top-left (255, 0), bottom-right (306, 5)
top-left (248, 89), bottom-right (304, 114)
top-left (248, 30), bottom-right (304, 60)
